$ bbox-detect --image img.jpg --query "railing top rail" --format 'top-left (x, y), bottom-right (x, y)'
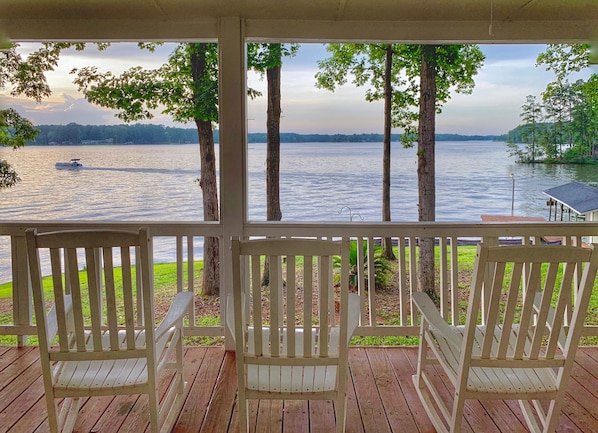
top-left (244, 221), bottom-right (598, 238)
top-left (3, 220), bottom-right (597, 239)
top-left (0, 221), bottom-right (223, 237)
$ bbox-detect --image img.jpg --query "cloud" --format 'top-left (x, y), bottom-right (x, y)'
top-left (1, 93), bottom-right (185, 128)
top-left (2, 94), bottom-right (114, 125)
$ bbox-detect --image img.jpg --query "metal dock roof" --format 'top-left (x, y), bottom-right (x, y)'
top-left (543, 182), bottom-right (598, 214)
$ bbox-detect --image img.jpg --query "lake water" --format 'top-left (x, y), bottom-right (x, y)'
top-left (253, 141), bottom-right (598, 222)
top-left (1, 141), bottom-right (597, 281)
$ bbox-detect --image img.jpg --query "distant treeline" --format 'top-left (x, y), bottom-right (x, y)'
top-left (504, 123), bottom-right (552, 144)
top-left (505, 124), bottom-right (552, 143)
top-left (30, 123), bottom-right (197, 145)
top-left (247, 132), bottom-right (505, 143)
top-left (28, 123), bottom-right (504, 145)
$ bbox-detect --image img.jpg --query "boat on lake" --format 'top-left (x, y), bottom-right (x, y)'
top-left (55, 159), bottom-right (83, 169)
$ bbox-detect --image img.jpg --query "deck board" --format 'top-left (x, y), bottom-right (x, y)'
top-left (2, 346), bottom-right (598, 433)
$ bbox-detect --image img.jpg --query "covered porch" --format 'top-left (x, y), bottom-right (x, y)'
top-left (1, 1), bottom-right (598, 432)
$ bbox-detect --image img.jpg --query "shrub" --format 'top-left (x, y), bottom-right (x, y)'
top-left (334, 240), bottom-right (392, 290)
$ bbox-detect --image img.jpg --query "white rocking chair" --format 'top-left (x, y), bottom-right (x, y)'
top-left (229, 237), bottom-right (360, 433)
top-left (413, 243), bottom-right (598, 433)
top-left (26, 227), bottom-right (193, 433)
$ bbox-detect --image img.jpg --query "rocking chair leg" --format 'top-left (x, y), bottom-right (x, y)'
top-left (335, 394), bottom-right (348, 433)
top-left (519, 400), bottom-right (544, 432)
top-left (449, 394), bottom-right (465, 433)
top-left (519, 396), bottom-right (566, 433)
top-left (238, 393), bottom-right (249, 433)
top-left (148, 388), bottom-right (160, 433)
top-left (58, 397), bottom-right (82, 433)
top-left (542, 399), bottom-right (563, 433)
top-left (45, 394), bottom-right (59, 433)
top-left (415, 322), bottom-right (429, 389)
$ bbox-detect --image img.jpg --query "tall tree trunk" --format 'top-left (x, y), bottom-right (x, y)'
top-left (191, 43), bottom-right (220, 296)
top-left (267, 63), bottom-right (282, 222)
top-left (382, 44), bottom-right (396, 260)
top-left (195, 118), bottom-right (220, 296)
top-left (417, 45), bottom-right (437, 302)
top-left (262, 46), bottom-right (283, 286)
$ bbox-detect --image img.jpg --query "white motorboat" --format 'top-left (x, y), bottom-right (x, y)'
top-left (55, 158), bottom-right (83, 169)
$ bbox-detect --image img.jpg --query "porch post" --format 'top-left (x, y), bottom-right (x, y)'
top-left (11, 235), bottom-right (32, 346)
top-left (218, 17), bottom-right (247, 350)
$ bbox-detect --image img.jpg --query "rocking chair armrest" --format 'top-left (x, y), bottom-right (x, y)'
top-left (155, 292), bottom-right (193, 342)
top-left (412, 292), bottom-right (462, 349)
top-left (347, 293), bottom-right (361, 341)
top-left (45, 294), bottom-right (73, 346)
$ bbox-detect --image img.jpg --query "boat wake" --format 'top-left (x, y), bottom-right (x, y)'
top-left (81, 166), bottom-right (199, 175)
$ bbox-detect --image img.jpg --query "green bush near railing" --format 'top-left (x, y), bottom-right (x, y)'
top-left (333, 240), bottom-right (393, 289)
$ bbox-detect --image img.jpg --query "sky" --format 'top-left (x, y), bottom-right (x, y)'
top-left (1, 43), bottom-right (594, 136)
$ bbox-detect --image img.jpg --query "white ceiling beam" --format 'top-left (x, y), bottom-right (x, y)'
top-left (0, 0), bottom-right (596, 43)
top-left (245, 19), bottom-right (598, 44)
top-left (1, 18), bottom-right (595, 44)
top-left (0, 19), bottom-right (219, 42)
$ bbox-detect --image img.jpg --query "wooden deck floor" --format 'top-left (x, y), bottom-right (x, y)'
top-left (2, 345), bottom-right (598, 432)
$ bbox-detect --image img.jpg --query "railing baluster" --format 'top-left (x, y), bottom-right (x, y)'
top-left (408, 236), bottom-right (418, 326)
top-left (176, 235), bottom-right (184, 293)
top-left (450, 236), bottom-right (459, 326)
top-left (367, 237), bottom-right (375, 327)
top-left (439, 237), bottom-right (449, 320)
top-left (187, 235), bottom-right (195, 326)
top-left (11, 235), bottom-right (31, 346)
top-left (398, 236), bottom-right (408, 326)
top-left (356, 237), bottom-right (367, 325)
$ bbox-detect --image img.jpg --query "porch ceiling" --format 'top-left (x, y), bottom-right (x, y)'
top-left (0, 0), bottom-right (596, 43)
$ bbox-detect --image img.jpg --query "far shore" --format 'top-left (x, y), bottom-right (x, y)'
top-left (28, 123), bottom-right (505, 146)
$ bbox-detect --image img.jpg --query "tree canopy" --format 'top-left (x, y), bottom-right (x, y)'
top-left (0, 44), bottom-right (65, 188)
top-left (316, 44), bottom-right (484, 144)
top-left (510, 44), bottom-right (597, 163)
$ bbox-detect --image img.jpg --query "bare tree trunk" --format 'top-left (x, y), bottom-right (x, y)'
top-left (382, 44), bottom-right (396, 260)
top-left (417, 45), bottom-right (437, 302)
top-left (195, 119), bottom-right (220, 296)
top-left (267, 63), bottom-right (282, 222)
top-left (263, 46), bottom-right (283, 286)
top-left (191, 43), bottom-right (220, 296)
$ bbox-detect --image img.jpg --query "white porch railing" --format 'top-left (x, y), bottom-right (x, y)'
top-left (2, 220), bottom-right (598, 346)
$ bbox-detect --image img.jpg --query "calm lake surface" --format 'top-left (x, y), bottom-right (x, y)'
top-left (1, 141), bottom-right (597, 281)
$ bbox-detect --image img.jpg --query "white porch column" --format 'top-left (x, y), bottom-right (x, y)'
top-left (218, 17), bottom-right (247, 350)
